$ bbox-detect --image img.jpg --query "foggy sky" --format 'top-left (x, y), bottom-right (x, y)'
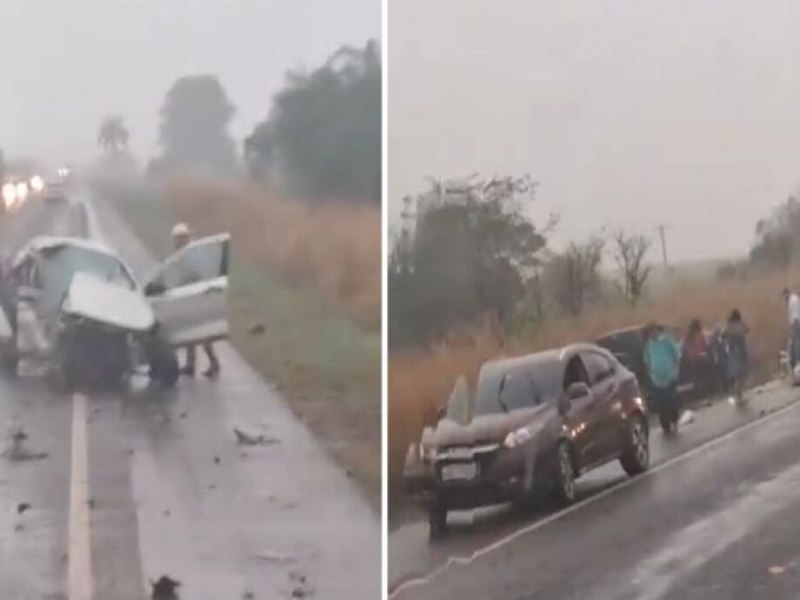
top-left (0, 0), bottom-right (378, 167)
top-left (389, 0), bottom-right (800, 262)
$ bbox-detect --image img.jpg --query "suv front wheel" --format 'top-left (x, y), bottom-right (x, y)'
top-left (620, 414), bottom-right (649, 476)
top-left (553, 441), bottom-right (576, 505)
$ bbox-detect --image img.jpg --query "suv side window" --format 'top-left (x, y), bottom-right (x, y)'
top-left (563, 355), bottom-right (590, 390)
top-left (583, 351), bottom-right (615, 386)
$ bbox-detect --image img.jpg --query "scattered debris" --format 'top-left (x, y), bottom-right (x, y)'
top-left (249, 322), bottom-right (266, 336)
top-left (17, 502), bottom-right (30, 514)
top-left (760, 409), bottom-right (766, 417)
top-left (213, 456), bottom-right (221, 465)
top-left (14, 523), bottom-right (24, 533)
top-left (178, 411), bottom-right (189, 420)
top-left (256, 550), bottom-right (297, 565)
top-left (207, 484), bottom-right (217, 491)
top-left (289, 572), bottom-right (313, 598)
top-left (769, 565), bottom-right (786, 575)
top-left (345, 469), bottom-right (354, 478)
top-left (87, 499), bottom-right (96, 510)
top-left (150, 575), bottom-right (180, 600)
top-left (234, 427), bottom-right (280, 447)
top-left (242, 592), bottom-right (255, 600)
top-left (678, 410), bottom-right (694, 426)
top-left (2, 428), bottom-right (48, 462)
top-left (163, 509), bottom-right (171, 517)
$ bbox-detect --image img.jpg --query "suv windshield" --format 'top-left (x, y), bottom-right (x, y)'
top-left (472, 358), bottom-right (563, 416)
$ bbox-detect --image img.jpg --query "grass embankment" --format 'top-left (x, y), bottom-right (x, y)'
top-left (101, 178), bottom-right (381, 507)
top-left (389, 270), bottom-right (796, 513)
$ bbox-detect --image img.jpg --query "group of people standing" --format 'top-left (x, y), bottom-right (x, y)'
top-left (642, 309), bottom-right (750, 434)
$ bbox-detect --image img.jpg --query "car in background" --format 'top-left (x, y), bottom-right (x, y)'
top-left (595, 324), bottom-right (725, 404)
top-left (43, 179), bottom-right (69, 205)
top-left (0, 232), bottom-right (230, 391)
top-left (404, 344), bottom-right (649, 539)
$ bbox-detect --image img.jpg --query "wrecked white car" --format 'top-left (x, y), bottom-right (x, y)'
top-left (0, 233), bottom-right (230, 391)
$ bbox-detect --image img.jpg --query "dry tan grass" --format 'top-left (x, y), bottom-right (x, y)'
top-left (389, 269), bottom-right (799, 498)
top-left (162, 178), bottom-right (381, 331)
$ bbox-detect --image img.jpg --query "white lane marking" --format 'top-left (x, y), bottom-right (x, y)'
top-left (389, 396), bottom-right (800, 598)
top-left (68, 393), bottom-right (93, 600)
top-left (623, 460), bottom-right (800, 600)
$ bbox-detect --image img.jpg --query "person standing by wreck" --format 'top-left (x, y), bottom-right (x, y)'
top-left (723, 309), bottom-right (749, 405)
top-left (783, 287), bottom-right (800, 372)
top-left (643, 323), bottom-right (682, 434)
top-left (171, 222), bottom-right (221, 378)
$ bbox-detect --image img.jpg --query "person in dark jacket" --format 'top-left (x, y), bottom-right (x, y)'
top-left (722, 309), bottom-right (749, 405)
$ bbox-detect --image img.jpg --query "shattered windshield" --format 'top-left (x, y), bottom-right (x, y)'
top-left (38, 245), bottom-right (135, 312)
top-left (444, 376), bottom-right (470, 424)
top-left (473, 360), bottom-right (562, 416)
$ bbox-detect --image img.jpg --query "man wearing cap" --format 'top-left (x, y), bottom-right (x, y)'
top-left (171, 222), bottom-right (221, 378)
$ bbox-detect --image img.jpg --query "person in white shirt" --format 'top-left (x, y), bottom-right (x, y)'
top-left (783, 288), bottom-right (800, 368)
top-left (171, 222), bottom-right (221, 378)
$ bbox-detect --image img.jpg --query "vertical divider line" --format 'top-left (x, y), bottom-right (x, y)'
top-left (68, 392), bottom-right (93, 600)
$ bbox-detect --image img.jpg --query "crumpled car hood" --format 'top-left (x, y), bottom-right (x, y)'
top-left (62, 272), bottom-right (155, 332)
top-left (423, 402), bottom-right (557, 448)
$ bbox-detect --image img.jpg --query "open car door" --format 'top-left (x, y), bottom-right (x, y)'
top-left (143, 233), bottom-right (230, 347)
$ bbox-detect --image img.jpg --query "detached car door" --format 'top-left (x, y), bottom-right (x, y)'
top-left (144, 233), bottom-right (230, 347)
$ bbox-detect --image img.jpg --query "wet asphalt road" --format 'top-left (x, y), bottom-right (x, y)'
top-left (391, 386), bottom-right (800, 600)
top-left (0, 195), bottom-right (379, 599)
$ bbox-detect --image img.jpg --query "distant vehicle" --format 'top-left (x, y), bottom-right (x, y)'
top-left (404, 344), bottom-right (649, 539)
top-left (1, 179), bottom-right (30, 212)
top-left (595, 325), bottom-right (725, 404)
top-left (0, 233), bottom-right (230, 391)
top-left (43, 180), bottom-right (68, 205)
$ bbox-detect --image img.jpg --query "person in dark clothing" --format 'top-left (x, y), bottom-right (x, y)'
top-left (723, 309), bottom-right (749, 405)
top-left (682, 319), bottom-right (711, 395)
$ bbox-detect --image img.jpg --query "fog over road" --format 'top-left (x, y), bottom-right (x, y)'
top-left (391, 384), bottom-right (800, 600)
top-left (0, 194), bottom-right (379, 599)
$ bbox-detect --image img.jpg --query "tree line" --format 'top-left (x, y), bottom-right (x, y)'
top-left (716, 195), bottom-right (800, 279)
top-left (389, 176), bottom-right (653, 349)
top-left (95, 39), bottom-right (381, 205)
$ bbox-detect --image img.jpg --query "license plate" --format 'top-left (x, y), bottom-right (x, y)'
top-left (441, 462), bottom-right (477, 482)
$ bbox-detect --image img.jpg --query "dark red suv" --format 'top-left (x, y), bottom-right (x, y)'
top-left (404, 343), bottom-right (650, 539)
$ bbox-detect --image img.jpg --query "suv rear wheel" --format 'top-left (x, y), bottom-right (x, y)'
top-left (620, 414), bottom-right (649, 476)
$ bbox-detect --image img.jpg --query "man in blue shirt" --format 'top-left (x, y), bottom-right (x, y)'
top-left (644, 323), bottom-right (682, 434)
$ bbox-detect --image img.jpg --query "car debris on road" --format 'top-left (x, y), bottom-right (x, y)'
top-left (234, 427), bottom-right (280, 446)
top-left (150, 575), bottom-right (180, 600)
top-left (1, 427), bottom-right (48, 461)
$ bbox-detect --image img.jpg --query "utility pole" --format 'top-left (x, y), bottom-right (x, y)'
top-left (656, 224), bottom-right (670, 270)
